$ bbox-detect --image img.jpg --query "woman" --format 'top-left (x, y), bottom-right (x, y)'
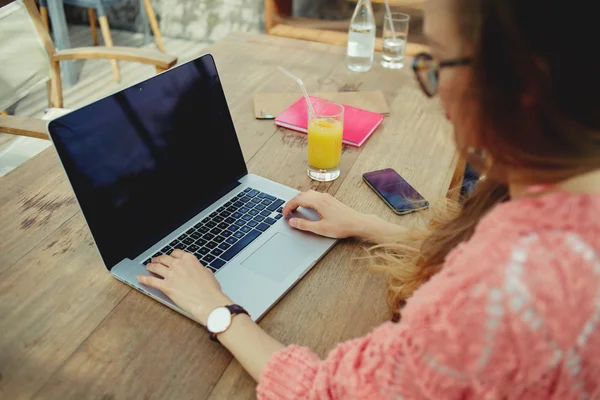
top-left (139, 0), bottom-right (600, 397)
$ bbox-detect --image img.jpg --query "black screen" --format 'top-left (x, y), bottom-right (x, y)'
top-left (363, 169), bottom-right (429, 214)
top-left (49, 55), bottom-right (247, 270)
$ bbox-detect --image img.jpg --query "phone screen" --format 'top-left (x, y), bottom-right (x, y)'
top-left (363, 169), bottom-right (429, 215)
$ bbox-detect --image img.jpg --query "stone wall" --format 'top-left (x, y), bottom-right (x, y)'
top-left (66, 0), bottom-right (264, 42)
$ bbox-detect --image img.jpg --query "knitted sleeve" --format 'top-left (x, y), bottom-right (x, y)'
top-left (257, 227), bottom-right (600, 399)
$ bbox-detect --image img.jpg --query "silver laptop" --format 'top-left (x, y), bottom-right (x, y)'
top-left (47, 54), bottom-right (337, 321)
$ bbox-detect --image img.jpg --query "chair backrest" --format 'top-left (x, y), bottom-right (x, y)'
top-left (0, 0), bottom-right (54, 111)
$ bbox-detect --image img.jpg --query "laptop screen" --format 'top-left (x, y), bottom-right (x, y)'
top-left (48, 55), bottom-right (247, 270)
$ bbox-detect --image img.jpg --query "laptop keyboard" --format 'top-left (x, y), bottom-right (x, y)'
top-left (143, 187), bottom-right (285, 272)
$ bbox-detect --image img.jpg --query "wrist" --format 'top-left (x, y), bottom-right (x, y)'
top-left (353, 213), bottom-right (380, 241)
top-left (194, 293), bottom-right (233, 325)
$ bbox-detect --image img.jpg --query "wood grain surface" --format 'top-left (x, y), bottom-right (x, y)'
top-left (0, 32), bottom-right (456, 400)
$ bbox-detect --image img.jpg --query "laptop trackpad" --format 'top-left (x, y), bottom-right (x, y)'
top-left (241, 233), bottom-right (309, 283)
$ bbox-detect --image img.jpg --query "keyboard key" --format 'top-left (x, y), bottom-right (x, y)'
top-left (173, 243), bottom-right (186, 250)
top-left (256, 223), bottom-right (270, 232)
top-left (190, 232), bottom-right (202, 240)
top-left (250, 197), bottom-right (261, 204)
top-left (218, 242), bottom-right (231, 250)
top-left (204, 233), bottom-right (215, 241)
top-left (265, 217), bottom-right (277, 225)
top-left (195, 238), bottom-right (207, 247)
top-left (221, 230), bottom-right (233, 237)
top-left (177, 233), bottom-right (188, 241)
top-left (233, 231), bottom-right (245, 239)
top-left (233, 201), bottom-right (245, 208)
top-left (169, 239), bottom-right (179, 247)
top-left (206, 241), bottom-right (218, 249)
top-left (248, 189), bottom-right (260, 197)
top-left (221, 229), bottom-right (262, 261)
top-left (247, 220), bottom-right (259, 227)
top-left (188, 244), bottom-right (199, 252)
top-left (232, 212), bottom-right (243, 219)
top-left (182, 238), bottom-right (194, 245)
top-left (152, 252), bottom-right (161, 258)
top-left (224, 201), bottom-right (232, 207)
top-left (265, 194), bottom-right (276, 201)
top-left (275, 214), bottom-right (283, 220)
top-left (211, 211), bottom-right (219, 217)
top-left (197, 247), bottom-right (210, 255)
top-left (186, 228), bottom-right (195, 234)
top-left (210, 227), bottom-right (223, 235)
top-left (197, 226), bottom-right (209, 234)
top-left (217, 206), bottom-right (226, 212)
top-left (241, 196), bottom-right (252, 203)
top-left (242, 214), bottom-right (253, 221)
top-left (255, 204), bottom-right (266, 211)
top-left (240, 207), bottom-right (250, 214)
top-left (260, 210), bottom-right (271, 217)
top-left (258, 193), bottom-right (267, 199)
top-left (214, 235), bottom-right (225, 243)
top-left (211, 258), bottom-right (226, 270)
top-left (226, 237), bottom-right (238, 245)
top-left (227, 206), bottom-right (237, 213)
top-left (217, 222), bottom-right (229, 230)
top-left (240, 226), bottom-right (252, 233)
top-left (261, 198), bottom-right (273, 206)
top-left (267, 199), bottom-right (285, 212)
top-left (211, 248), bottom-right (224, 256)
top-left (228, 225), bottom-right (240, 232)
top-left (203, 254), bottom-right (216, 263)
top-left (161, 246), bottom-right (171, 253)
top-left (243, 187), bottom-right (252, 193)
top-left (248, 209), bottom-right (259, 216)
top-left (221, 211), bottom-right (231, 218)
top-left (225, 217), bottom-right (236, 224)
top-left (277, 207), bottom-right (284, 213)
top-left (212, 216), bottom-right (222, 223)
top-left (234, 219), bottom-right (246, 227)
top-left (254, 215), bottom-right (265, 222)
top-left (206, 221), bottom-right (217, 228)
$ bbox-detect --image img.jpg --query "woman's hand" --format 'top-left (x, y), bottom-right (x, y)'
top-left (283, 190), bottom-right (408, 243)
top-left (137, 249), bottom-right (231, 325)
top-left (282, 190), bottom-right (368, 239)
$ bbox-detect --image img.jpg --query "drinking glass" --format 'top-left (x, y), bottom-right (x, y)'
top-left (307, 101), bottom-right (344, 182)
top-left (381, 12), bottom-right (410, 69)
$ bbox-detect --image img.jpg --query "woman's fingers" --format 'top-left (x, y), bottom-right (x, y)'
top-left (137, 274), bottom-right (165, 290)
top-left (170, 249), bottom-right (187, 259)
top-left (288, 217), bottom-right (320, 234)
top-left (282, 191), bottom-right (321, 216)
top-left (153, 254), bottom-right (175, 267)
top-left (146, 262), bottom-right (170, 278)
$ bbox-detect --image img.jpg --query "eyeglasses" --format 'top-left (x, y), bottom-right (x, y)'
top-left (412, 53), bottom-right (473, 97)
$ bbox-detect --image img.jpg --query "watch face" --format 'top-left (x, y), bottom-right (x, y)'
top-left (207, 307), bottom-right (232, 333)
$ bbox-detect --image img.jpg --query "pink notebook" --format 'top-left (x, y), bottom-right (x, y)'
top-left (274, 96), bottom-right (384, 148)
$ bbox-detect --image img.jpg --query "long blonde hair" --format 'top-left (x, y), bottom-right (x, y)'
top-left (374, 0), bottom-right (600, 321)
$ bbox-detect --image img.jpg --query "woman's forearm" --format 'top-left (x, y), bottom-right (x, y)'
top-left (217, 314), bottom-right (286, 381)
top-left (355, 214), bottom-right (407, 244)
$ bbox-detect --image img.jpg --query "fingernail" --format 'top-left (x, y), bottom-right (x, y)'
top-left (289, 219), bottom-right (297, 227)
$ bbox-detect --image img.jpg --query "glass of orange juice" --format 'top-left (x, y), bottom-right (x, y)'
top-left (307, 101), bottom-right (344, 181)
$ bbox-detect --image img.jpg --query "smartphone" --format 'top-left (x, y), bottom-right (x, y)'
top-left (363, 168), bottom-right (429, 215)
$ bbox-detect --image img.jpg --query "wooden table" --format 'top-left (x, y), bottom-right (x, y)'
top-left (0, 33), bottom-right (456, 400)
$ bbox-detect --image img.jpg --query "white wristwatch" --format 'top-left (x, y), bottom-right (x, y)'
top-left (206, 304), bottom-right (249, 342)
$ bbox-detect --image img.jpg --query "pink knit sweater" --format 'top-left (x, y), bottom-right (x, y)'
top-left (257, 191), bottom-right (600, 399)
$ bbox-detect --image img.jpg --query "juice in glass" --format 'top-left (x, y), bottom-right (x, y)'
top-left (307, 101), bottom-right (344, 181)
